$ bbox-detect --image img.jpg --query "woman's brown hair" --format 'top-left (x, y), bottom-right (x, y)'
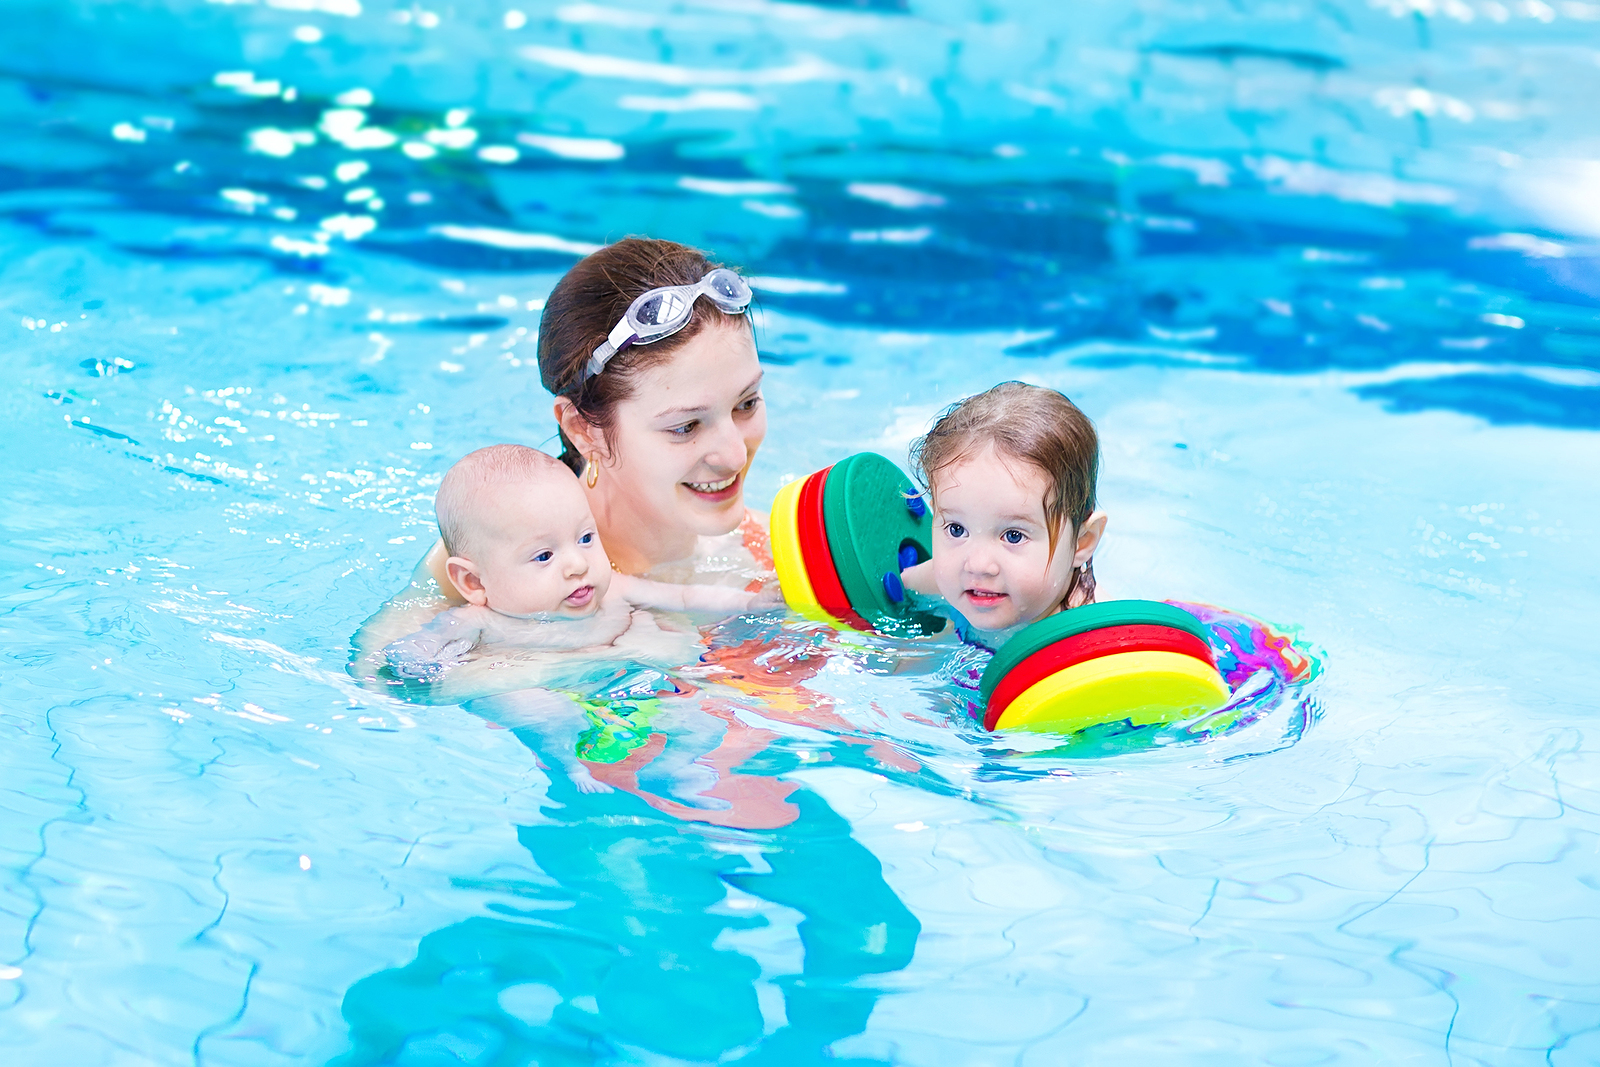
top-left (909, 381), bottom-right (1101, 608)
top-left (537, 237), bottom-right (750, 474)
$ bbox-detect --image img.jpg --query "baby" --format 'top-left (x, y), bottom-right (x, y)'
top-left (384, 444), bottom-right (768, 680)
top-left (900, 381), bottom-right (1108, 651)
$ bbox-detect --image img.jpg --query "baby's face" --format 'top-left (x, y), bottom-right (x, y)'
top-left (929, 445), bottom-right (1077, 632)
top-left (457, 473), bottom-right (613, 617)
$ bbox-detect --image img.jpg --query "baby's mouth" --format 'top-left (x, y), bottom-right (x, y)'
top-left (564, 584), bottom-right (596, 607)
top-left (683, 472), bottom-right (740, 501)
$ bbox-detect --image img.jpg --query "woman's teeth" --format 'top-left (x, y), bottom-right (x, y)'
top-left (686, 475), bottom-right (737, 493)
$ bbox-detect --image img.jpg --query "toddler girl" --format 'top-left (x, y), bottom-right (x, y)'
top-left (899, 381), bottom-right (1107, 651)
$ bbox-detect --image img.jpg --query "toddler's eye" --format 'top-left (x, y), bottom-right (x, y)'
top-left (945, 521), bottom-right (967, 539)
top-left (533, 550), bottom-right (553, 563)
top-left (1002, 529), bottom-right (1026, 545)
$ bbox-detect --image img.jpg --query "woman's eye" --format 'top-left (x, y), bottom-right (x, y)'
top-left (945, 522), bottom-right (966, 539)
top-left (736, 395), bottom-right (761, 413)
top-left (533, 551), bottom-right (553, 563)
top-left (667, 421), bottom-right (698, 437)
top-left (1002, 529), bottom-right (1026, 545)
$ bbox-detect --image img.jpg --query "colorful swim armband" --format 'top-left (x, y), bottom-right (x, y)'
top-left (978, 600), bottom-right (1231, 733)
top-left (769, 452), bottom-right (941, 634)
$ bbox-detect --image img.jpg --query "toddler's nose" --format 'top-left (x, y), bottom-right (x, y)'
top-left (964, 547), bottom-right (1001, 576)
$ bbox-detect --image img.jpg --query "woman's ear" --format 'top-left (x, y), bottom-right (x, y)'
top-left (1073, 511), bottom-right (1107, 569)
top-left (445, 556), bottom-right (490, 606)
top-left (553, 398), bottom-right (608, 463)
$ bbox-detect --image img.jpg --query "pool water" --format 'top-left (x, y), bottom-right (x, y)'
top-left (4, 0), bottom-right (1600, 1063)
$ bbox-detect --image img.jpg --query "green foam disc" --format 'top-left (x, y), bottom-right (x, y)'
top-left (820, 452), bottom-right (936, 631)
top-left (978, 600), bottom-right (1210, 698)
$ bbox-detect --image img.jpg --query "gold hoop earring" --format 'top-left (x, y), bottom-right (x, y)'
top-left (586, 454), bottom-right (599, 489)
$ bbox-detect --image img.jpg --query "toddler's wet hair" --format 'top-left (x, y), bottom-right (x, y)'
top-left (435, 444), bottom-right (572, 557)
top-left (910, 381), bottom-right (1100, 604)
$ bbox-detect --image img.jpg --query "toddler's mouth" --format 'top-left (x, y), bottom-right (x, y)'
top-left (683, 472), bottom-right (740, 502)
top-left (963, 588), bottom-right (1009, 608)
top-left (564, 584), bottom-right (596, 608)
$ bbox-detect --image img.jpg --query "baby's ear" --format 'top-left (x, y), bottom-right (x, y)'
top-left (445, 556), bottom-right (490, 606)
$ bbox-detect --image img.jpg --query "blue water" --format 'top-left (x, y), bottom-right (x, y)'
top-left (4, 0), bottom-right (1600, 1063)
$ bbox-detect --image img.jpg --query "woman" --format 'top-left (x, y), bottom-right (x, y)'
top-left (341, 238), bottom-right (920, 1061)
top-left (349, 239), bottom-right (775, 692)
top-left (450, 236), bottom-right (772, 592)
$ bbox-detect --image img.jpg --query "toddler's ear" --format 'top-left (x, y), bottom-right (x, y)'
top-left (1073, 511), bottom-right (1108, 568)
top-left (445, 556), bottom-right (490, 606)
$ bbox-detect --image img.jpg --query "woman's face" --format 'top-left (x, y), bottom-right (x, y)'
top-left (601, 320), bottom-right (766, 538)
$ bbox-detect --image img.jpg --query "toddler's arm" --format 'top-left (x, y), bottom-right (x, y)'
top-left (382, 606), bottom-right (486, 680)
top-left (899, 560), bottom-right (939, 597)
top-left (610, 573), bottom-right (780, 615)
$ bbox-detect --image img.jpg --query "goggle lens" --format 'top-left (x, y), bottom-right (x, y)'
top-left (635, 288), bottom-right (691, 328)
top-left (705, 268), bottom-right (748, 304)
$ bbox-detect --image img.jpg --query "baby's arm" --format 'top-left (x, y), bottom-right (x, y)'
top-left (382, 606), bottom-right (488, 680)
top-left (610, 573), bottom-right (779, 615)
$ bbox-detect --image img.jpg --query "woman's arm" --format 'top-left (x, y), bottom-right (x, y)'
top-left (611, 573), bottom-right (776, 614)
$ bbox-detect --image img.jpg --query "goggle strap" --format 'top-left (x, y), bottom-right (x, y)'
top-left (585, 320), bottom-right (638, 380)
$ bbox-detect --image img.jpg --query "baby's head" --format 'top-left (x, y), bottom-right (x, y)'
top-left (910, 382), bottom-right (1105, 631)
top-left (435, 444), bottom-right (612, 617)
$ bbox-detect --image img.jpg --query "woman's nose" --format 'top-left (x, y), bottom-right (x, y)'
top-left (699, 416), bottom-right (746, 472)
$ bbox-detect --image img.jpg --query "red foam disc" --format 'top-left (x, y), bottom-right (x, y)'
top-left (796, 467), bottom-right (871, 631)
top-left (983, 624), bottom-right (1217, 731)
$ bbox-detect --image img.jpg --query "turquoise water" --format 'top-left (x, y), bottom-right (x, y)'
top-left (4, 0), bottom-right (1600, 1063)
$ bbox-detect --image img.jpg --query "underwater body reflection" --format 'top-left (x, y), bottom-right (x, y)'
top-left (336, 767), bottom-right (918, 1064)
top-left (337, 630), bottom-right (927, 1064)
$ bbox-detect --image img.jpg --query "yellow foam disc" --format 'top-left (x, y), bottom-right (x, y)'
top-left (769, 476), bottom-right (835, 625)
top-left (993, 650), bottom-right (1231, 734)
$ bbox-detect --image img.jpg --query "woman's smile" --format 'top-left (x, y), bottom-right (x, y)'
top-left (683, 471), bottom-right (741, 502)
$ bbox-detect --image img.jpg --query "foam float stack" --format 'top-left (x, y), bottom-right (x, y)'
top-left (979, 600), bottom-right (1232, 734)
top-left (770, 452), bottom-right (940, 635)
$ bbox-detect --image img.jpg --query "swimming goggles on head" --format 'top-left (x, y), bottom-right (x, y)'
top-left (584, 267), bottom-right (753, 381)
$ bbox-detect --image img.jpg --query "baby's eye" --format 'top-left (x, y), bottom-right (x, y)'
top-left (945, 521), bottom-right (967, 539)
top-left (579, 531), bottom-right (595, 545)
top-left (667, 420), bottom-right (698, 437)
top-left (533, 550), bottom-right (553, 563)
top-left (1002, 529), bottom-right (1027, 545)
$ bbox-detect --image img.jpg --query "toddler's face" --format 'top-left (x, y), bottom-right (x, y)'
top-left (929, 445), bottom-right (1078, 632)
top-left (452, 473), bottom-right (613, 617)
